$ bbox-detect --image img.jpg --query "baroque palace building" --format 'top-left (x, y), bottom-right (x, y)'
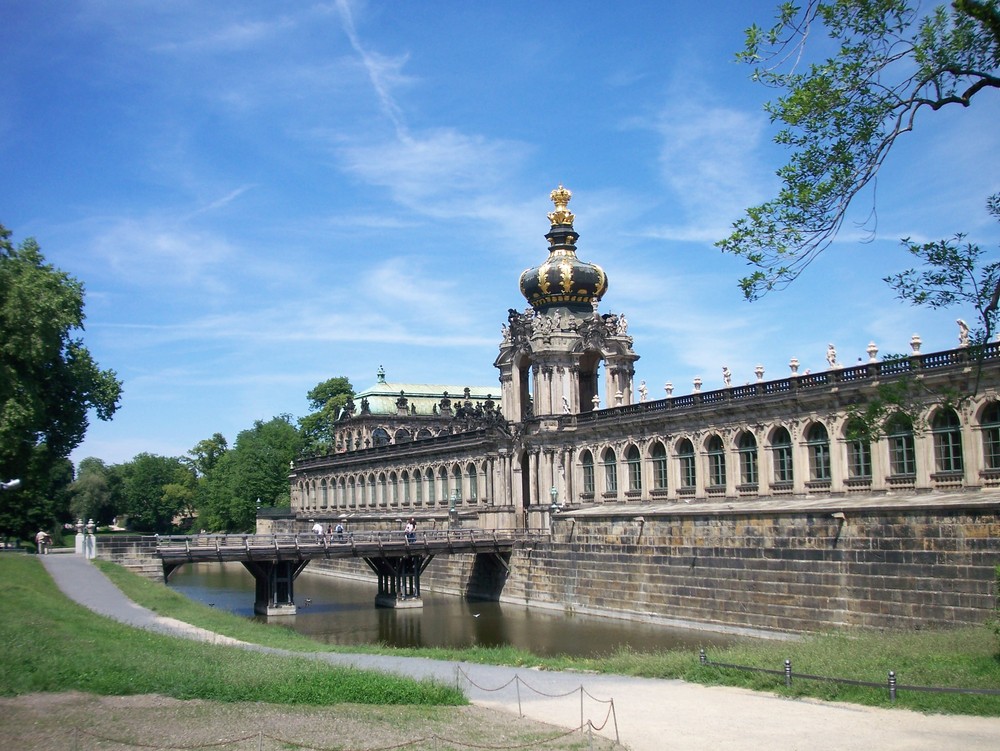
top-left (289, 186), bottom-right (1000, 532)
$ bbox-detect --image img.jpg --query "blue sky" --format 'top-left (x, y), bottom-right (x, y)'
top-left (2, 1), bottom-right (998, 467)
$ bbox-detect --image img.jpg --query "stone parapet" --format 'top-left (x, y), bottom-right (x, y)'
top-left (307, 495), bottom-right (998, 635)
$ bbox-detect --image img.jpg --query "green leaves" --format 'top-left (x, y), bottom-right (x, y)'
top-left (0, 223), bottom-right (122, 537)
top-left (299, 376), bottom-right (354, 453)
top-left (718, 0), bottom-right (1000, 300)
top-left (884, 193), bottom-right (1000, 343)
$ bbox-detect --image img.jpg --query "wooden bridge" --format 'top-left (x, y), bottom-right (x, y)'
top-left (155, 530), bottom-right (517, 615)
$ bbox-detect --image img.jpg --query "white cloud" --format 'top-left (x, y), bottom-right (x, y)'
top-left (652, 103), bottom-right (773, 225)
top-left (337, 128), bottom-right (530, 215)
top-left (91, 219), bottom-right (237, 295)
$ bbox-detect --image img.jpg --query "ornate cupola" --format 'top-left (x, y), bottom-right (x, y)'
top-left (518, 185), bottom-right (608, 313)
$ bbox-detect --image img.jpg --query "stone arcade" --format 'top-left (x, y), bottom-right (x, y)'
top-left (282, 186), bottom-right (1000, 634)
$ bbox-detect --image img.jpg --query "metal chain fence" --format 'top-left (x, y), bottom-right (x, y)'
top-left (699, 648), bottom-right (1000, 702)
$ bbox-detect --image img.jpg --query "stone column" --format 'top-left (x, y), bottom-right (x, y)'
top-left (914, 425), bottom-right (934, 490)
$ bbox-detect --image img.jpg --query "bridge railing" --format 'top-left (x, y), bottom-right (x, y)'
top-left (155, 528), bottom-right (526, 554)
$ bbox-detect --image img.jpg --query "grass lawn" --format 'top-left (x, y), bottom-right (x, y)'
top-left (0, 555), bottom-right (463, 706)
top-left (94, 558), bottom-right (1000, 715)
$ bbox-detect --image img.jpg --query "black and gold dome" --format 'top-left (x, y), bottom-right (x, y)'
top-left (519, 186), bottom-right (607, 313)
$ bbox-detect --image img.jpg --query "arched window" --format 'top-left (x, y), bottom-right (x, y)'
top-left (388, 472), bottom-right (398, 504)
top-left (348, 476), bottom-right (356, 506)
top-left (602, 448), bottom-right (618, 494)
top-left (982, 402), bottom-right (1000, 470)
top-left (678, 438), bottom-right (696, 489)
top-left (378, 473), bottom-right (387, 505)
top-left (706, 435), bottom-right (726, 487)
top-left (581, 450), bottom-right (595, 495)
top-left (416, 428), bottom-right (433, 440)
top-left (451, 465), bottom-right (463, 502)
top-left (320, 479), bottom-right (329, 508)
top-left (771, 427), bottom-right (793, 483)
top-left (400, 471), bottom-right (410, 504)
top-left (886, 413), bottom-right (916, 476)
top-left (466, 463), bottom-right (478, 502)
top-left (844, 418), bottom-right (872, 479)
top-left (626, 445), bottom-right (642, 491)
top-left (651, 442), bottom-right (668, 490)
top-left (372, 428), bottom-right (390, 447)
top-left (394, 428), bottom-right (412, 444)
top-left (932, 407), bottom-right (963, 473)
top-left (437, 467), bottom-right (448, 504)
top-left (738, 432), bottom-right (758, 485)
top-left (806, 423), bottom-right (831, 481)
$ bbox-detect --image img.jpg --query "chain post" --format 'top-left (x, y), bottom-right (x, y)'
top-left (784, 659), bottom-right (792, 688)
top-left (888, 670), bottom-right (897, 703)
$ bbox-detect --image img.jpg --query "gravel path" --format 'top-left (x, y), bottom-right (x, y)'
top-left (41, 554), bottom-right (1000, 751)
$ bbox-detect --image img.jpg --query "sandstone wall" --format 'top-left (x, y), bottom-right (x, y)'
top-left (310, 503), bottom-right (999, 635)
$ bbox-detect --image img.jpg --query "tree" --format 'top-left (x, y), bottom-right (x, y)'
top-left (69, 457), bottom-right (117, 526)
top-left (201, 415), bottom-right (303, 532)
top-left (186, 432), bottom-right (229, 477)
top-left (117, 453), bottom-right (195, 534)
top-left (717, 1), bottom-right (1000, 301)
top-left (885, 193), bottom-right (1000, 343)
top-left (0, 224), bottom-right (123, 538)
top-left (298, 376), bottom-right (353, 453)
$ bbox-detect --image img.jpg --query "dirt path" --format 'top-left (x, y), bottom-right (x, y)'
top-left (0, 691), bottom-right (617, 751)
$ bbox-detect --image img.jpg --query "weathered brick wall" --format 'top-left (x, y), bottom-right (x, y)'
top-left (309, 504), bottom-right (999, 634)
top-left (498, 506), bottom-right (1000, 633)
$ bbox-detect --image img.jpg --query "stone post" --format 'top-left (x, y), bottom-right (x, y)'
top-left (75, 519), bottom-right (85, 555)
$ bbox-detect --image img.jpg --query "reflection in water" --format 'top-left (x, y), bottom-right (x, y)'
top-left (169, 563), bottom-right (740, 658)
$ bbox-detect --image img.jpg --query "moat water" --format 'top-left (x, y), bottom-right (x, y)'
top-left (169, 562), bottom-right (741, 657)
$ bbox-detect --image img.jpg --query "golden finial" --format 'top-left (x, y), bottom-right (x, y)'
top-left (547, 185), bottom-right (574, 226)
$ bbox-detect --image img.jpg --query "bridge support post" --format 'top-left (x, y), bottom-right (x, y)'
top-left (243, 560), bottom-right (308, 616)
top-left (366, 555), bottom-right (430, 609)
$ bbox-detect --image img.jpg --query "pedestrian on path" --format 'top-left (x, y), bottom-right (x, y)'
top-left (35, 529), bottom-right (51, 554)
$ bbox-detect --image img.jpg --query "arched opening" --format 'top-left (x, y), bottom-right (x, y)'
top-left (519, 450), bottom-right (532, 512)
top-left (885, 413), bottom-right (915, 476)
top-left (466, 462), bottom-right (478, 502)
top-left (514, 353), bottom-right (533, 421)
top-left (677, 438), bottom-right (695, 490)
top-left (932, 407), bottom-right (963, 473)
top-left (578, 350), bottom-right (602, 412)
top-left (650, 441), bottom-right (668, 491)
top-left (602, 447), bottom-right (618, 495)
top-left (706, 435), bottom-right (725, 488)
top-left (981, 402), bottom-right (1000, 470)
top-left (770, 427), bottom-right (793, 484)
top-left (626, 444), bottom-right (642, 492)
top-left (738, 431), bottom-right (758, 486)
top-left (806, 423), bottom-right (831, 481)
top-left (844, 418), bottom-right (872, 479)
